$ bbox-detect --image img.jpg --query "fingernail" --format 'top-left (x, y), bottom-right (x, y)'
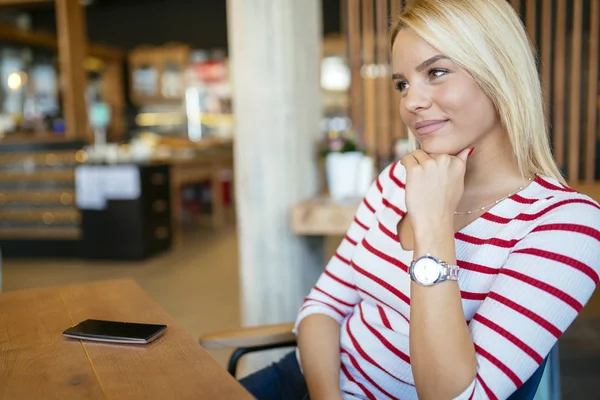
top-left (468, 148), bottom-right (475, 158)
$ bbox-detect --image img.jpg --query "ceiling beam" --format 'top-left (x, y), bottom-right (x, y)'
top-left (0, 21), bottom-right (125, 61)
top-left (55, 0), bottom-right (88, 141)
top-left (0, 0), bottom-right (52, 7)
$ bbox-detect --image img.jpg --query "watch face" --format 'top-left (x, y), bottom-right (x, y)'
top-left (413, 257), bottom-right (441, 285)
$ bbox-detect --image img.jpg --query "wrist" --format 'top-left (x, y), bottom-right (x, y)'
top-left (412, 217), bottom-right (455, 260)
top-left (310, 389), bottom-right (342, 400)
top-left (412, 214), bottom-right (453, 239)
top-left (314, 395), bottom-right (343, 400)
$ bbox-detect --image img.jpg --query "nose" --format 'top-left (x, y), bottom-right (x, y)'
top-left (401, 84), bottom-right (432, 114)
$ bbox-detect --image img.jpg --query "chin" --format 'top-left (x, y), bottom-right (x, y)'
top-left (417, 138), bottom-right (462, 156)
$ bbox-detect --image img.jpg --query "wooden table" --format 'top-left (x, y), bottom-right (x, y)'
top-left (291, 182), bottom-right (600, 237)
top-left (291, 196), bottom-right (360, 236)
top-left (0, 279), bottom-right (252, 400)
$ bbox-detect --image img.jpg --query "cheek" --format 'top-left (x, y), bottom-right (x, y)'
top-left (438, 81), bottom-right (478, 112)
top-left (440, 81), bottom-right (497, 132)
top-left (399, 100), bottom-right (409, 121)
top-left (398, 98), bottom-right (412, 127)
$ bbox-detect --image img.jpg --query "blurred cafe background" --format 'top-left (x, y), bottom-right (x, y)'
top-left (0, 1), bottom-right (599, 398)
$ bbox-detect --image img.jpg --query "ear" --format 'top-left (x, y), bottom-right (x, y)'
top-left (456, 148), bottom-right (474, 162)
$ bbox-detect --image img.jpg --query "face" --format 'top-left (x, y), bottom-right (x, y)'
top-left (391, 28), bottom-right (501, 155)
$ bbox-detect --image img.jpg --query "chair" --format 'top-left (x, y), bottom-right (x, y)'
top-left (199, 323), bottom-right (560, 400)
top-left (200, 322), bottom-right (297, 377)
top-left (533, 345), bottom-right (561, 400)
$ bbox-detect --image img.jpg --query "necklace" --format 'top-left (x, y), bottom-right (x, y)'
top-left (454, 176), bottom-right (535, 215)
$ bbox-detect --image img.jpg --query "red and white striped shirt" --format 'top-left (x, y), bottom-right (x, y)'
top-left (294, 161), bottom-right (600, 400)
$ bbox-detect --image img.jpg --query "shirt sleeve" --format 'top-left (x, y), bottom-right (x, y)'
top-left (454, 195), bottom-right (600, 400)
top-left (294, 162), bottom-right (397, 331)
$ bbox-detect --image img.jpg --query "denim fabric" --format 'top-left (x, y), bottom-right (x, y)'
top-left (239, 351), bottom-right (309, 400)
top-left (507, 357), bottom-right (549, 400)
top-left (239, 349), bottom-right (547, 400)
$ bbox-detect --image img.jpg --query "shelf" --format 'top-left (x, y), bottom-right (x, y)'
top-left (0, 189), bottom-right (75, 206)
top-left (0, 207), bottom-right (80, 224)
top-left (0, 226), bottom-right (80, 240)
top-left (0, 132), bottom-right (70, 145)
top-left (0, 22), bottom-right (124, 61)
top-left (0, 0), bottom-right (53, 7)
top-left (0, 149), bottom-right (78, 165)
top-left (291, 196), bottom-right (360, 236)
top-left (0, 169), bottom-right (74, 183)
top-left (0, 22), bottom-right (56, 48)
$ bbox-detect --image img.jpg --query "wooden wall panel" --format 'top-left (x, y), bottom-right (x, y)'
top-left (526, 0), bottom-right (536, 46)
top-left (540, 0), bottom-right (552, 122)
top-left (517, 0), bottom-right (600, 182)
top-left (347, 0), bottom-right (363, 138)
top-left (361, 0), bottom-right (377, 157)
top-left (343, 0), bottom-right (600, 181)
top-left (347, 0), bottom-right (406, 166)
top-left (390, 0), bottom-right (406, 142)
top-left (553, 0), bottom-right (567, 168)
top-left (586, 0), bottom-right (600, 182)
top-left (568, 0), bottom-right (583, 183)
top-left (376, 0), bottom-right (391, 162)
top-left (511, 0), bottom-right (521, 14)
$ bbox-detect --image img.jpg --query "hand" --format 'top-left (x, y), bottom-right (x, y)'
top-left (400, 148), bottom-right (473, 230)
top-left (312, 394), bottom-right (343, 400)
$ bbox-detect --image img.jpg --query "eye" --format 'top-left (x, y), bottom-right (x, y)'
top-left (393, 80), bottom-right (408, 92)
top-left (428, 68), bottom-right (448, 80)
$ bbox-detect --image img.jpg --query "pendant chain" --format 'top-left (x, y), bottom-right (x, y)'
top-left (454, 176), bottom-right (535, 215)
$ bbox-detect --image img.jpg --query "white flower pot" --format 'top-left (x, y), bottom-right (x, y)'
top-left (326, 152), bottom-right (373, 200)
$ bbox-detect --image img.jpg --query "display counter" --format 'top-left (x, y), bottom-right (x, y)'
top-left (0, 138), bottom-right (233, 258)
top-left (77, 163), bottom-right (171, 260)
top-left (0, 138), bottom-right (84, 257)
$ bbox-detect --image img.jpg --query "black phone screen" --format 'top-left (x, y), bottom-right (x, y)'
top-left (63, 319), bottom-right (167, 343)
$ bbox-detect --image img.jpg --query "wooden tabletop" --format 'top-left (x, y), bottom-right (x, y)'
top-left (0, 279), bottom-right (252, 400)
top-left (291, 196), bottom-right (360, 236)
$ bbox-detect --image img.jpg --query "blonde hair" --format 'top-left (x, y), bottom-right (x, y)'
top-left (390, 0), bottom-right (565, 184)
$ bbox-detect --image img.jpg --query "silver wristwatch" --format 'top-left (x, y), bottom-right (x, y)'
top-left (409, 254), bottom-right (460, 286)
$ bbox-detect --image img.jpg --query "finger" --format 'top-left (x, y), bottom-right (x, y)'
top-left (456, 147), bottom-right (474, 163)
top-left (430, 153), bottom-right (452, 167)
top-left (400, 154), bottom-right (419, 170)
top-left (411, 149), bottom-right (431, 164)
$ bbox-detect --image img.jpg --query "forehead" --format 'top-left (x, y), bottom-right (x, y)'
top-left (392, 28), bottom-right (441, 64)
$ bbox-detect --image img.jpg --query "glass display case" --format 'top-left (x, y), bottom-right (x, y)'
top-left (129, 44), bottom-right (233, 144)
top-left (0, 45), bottom-right (62, 137)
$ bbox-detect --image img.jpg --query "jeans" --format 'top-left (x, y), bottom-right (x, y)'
top-left (239, 351), bottom-right (310, 400)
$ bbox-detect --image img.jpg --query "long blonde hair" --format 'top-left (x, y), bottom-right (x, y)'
top-left (390, 0), bottom-right (565, 184)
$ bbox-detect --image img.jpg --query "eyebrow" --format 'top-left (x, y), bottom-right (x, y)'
top-left (391, 54), bottom-right (450, 80)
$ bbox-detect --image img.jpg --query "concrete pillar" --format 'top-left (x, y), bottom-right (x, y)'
top-left (227, 0), bottom-right (324, 371)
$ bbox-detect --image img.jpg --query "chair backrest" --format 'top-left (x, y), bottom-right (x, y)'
top-left (533, 345), bottom-right (561, 400)
top-left (507, 357), bottom-right (549, 400)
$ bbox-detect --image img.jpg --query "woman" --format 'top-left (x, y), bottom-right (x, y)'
top-left (241, 0), bottom-right (600, 399)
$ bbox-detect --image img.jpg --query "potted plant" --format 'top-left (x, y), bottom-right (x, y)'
top-left (320, 130), bottom-right (373, 200)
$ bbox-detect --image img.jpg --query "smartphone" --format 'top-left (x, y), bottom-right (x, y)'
top-left (63, 319), bottom-right (167, 344)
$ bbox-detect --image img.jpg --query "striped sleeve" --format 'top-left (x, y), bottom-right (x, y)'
top-left (454, 195), bottom-right (600, 400)
top-left (294, 163), bottom-right (394, 329)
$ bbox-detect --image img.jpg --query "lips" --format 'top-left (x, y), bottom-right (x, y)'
top-left (414, 119), bottom-right (449, 135)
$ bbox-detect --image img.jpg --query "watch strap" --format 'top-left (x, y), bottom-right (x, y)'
top-left (440, 262), bottom-right (460, 282)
